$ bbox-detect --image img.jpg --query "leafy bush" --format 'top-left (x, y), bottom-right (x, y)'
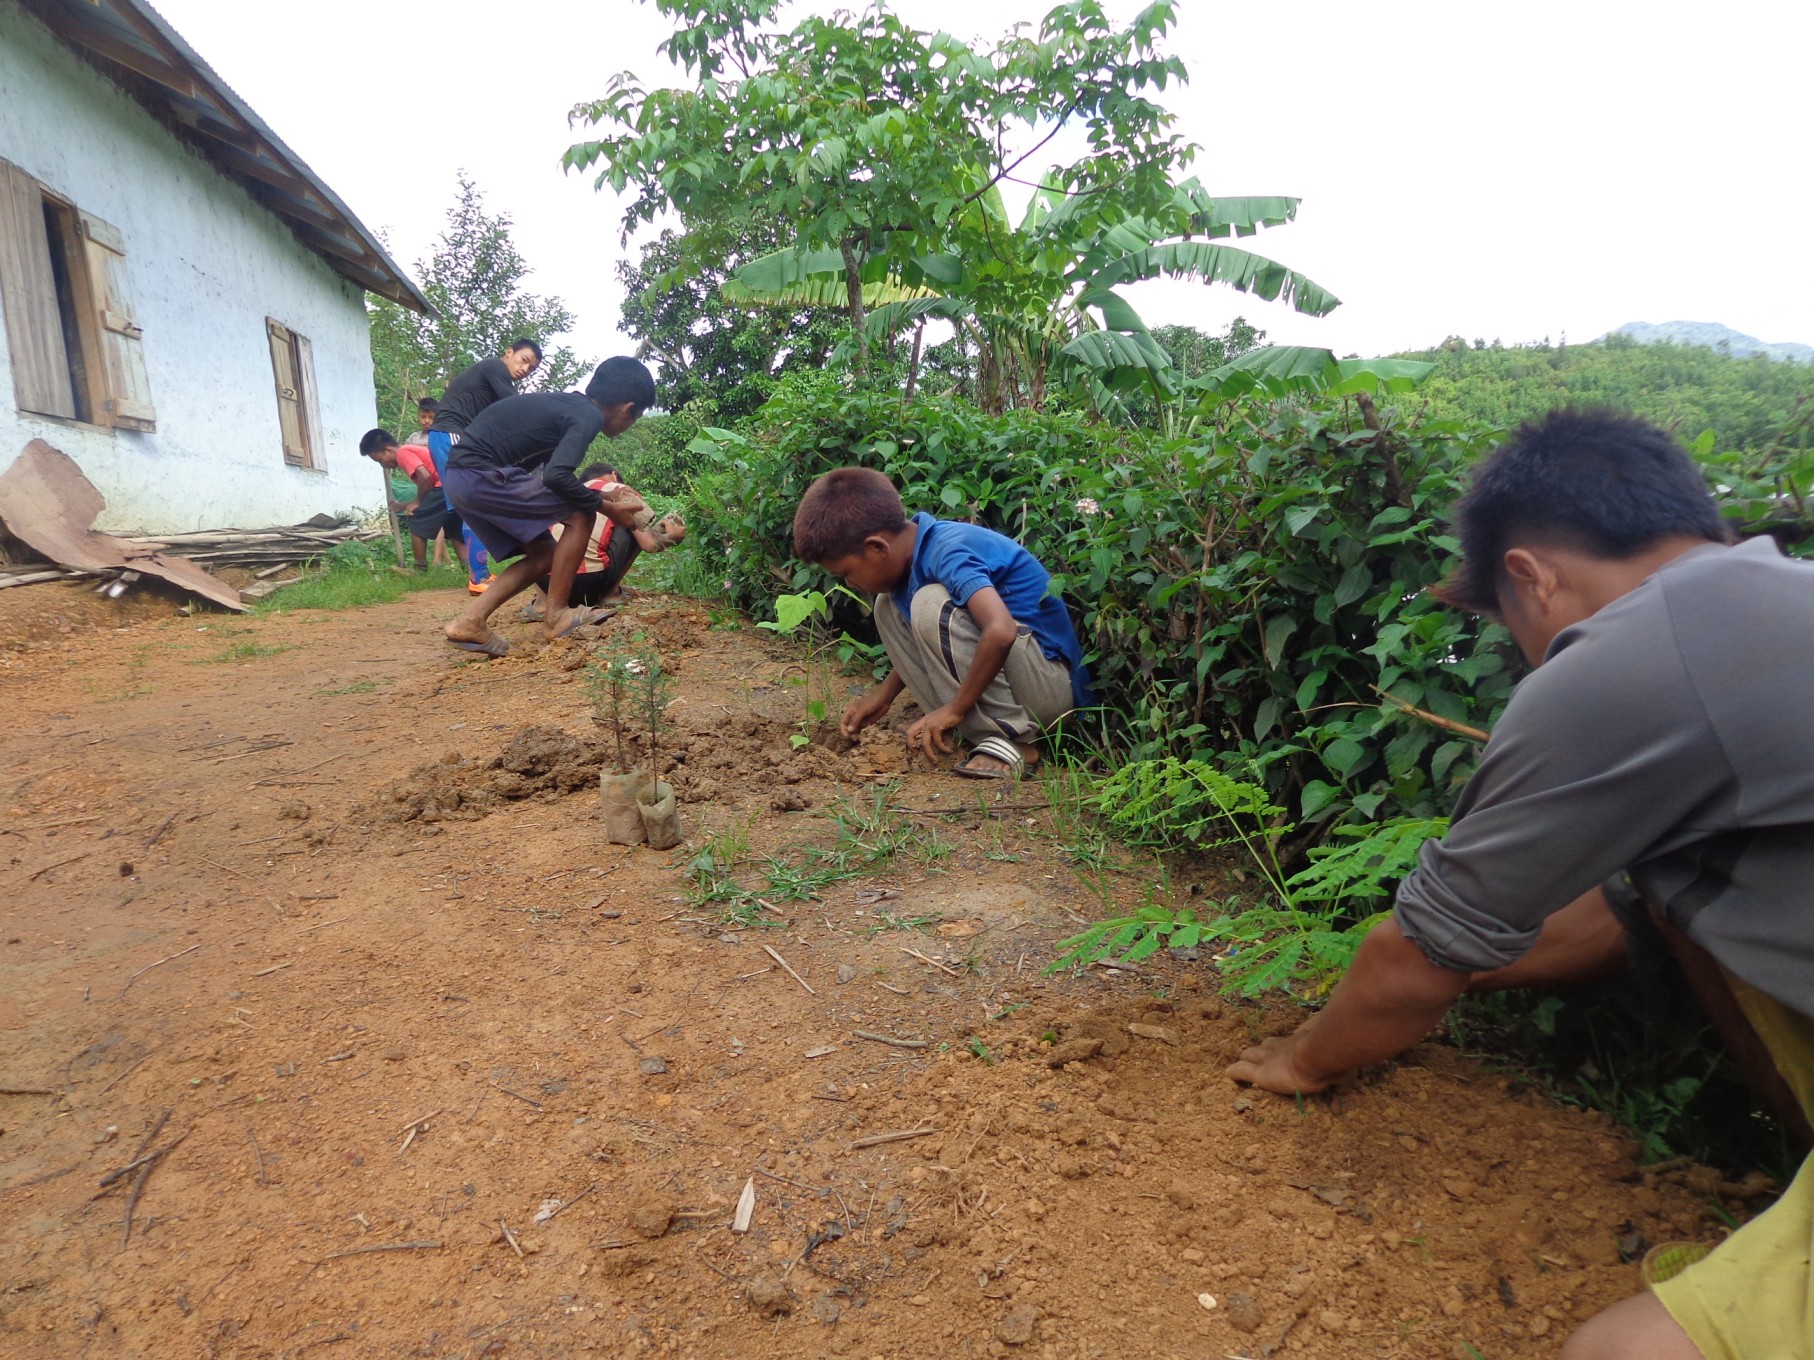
top-left (1049, 759), bottom-right (1444, 996)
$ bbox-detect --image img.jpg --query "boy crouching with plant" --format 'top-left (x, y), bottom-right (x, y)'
top-left (791, 467), bottom-right (1091, 778)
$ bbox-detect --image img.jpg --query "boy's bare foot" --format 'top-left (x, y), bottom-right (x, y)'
top-left (444, 617), bottom-right (494, 646)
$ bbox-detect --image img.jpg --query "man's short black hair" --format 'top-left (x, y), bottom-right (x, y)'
top-left (585, 356), bottom-right (657, 414)
top-left (1438, 408), bottom-right (1730, 614)
top-left (358, 428), bottom-right (397, 458)
top-left (506, 338), bottom-right (543, 362)
top-left (577, 463), bottom-right (618, 483)
top-left (416, 395), bottom-right (439, 413)
top-left (793, 467), bottom-right (907, 563)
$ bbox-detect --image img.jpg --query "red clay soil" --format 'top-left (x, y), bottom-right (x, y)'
top-left (0, 582), bottom-right (1746, 1359)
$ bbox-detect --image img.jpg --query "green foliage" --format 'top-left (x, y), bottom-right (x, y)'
top-left (568, 1), bottom-right (1337, 410)
top-left (685, 787), bottom-right (945, 924)
top-left (1397, 337), bottom-right (1814, 554)
top-left (617, 222), bottom-right (846, 423)
top-left (1049, 778), bottom-right (1439, 996)
top-left (1286, 817), bottom-right (1450, 905)
top-left (586, 635), bottom-right (673, 773)
top-left (256, 537), bottom-right (467, 614)
top-left (368, 176), bottom-right (588, 432)
top-left (1087, 757), bottom-right (1285, 849)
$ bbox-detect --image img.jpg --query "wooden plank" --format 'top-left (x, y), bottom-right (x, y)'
top-left (0, 159), bottom-right (77, 419)
top-left (294, 332), bottom-right (323, 472)
top-left (36, 8), bottom-right (197, 98)
top-left (43, 199), bottom-right (105, 423)
top-left (78, 211), bottom-right (155, 430)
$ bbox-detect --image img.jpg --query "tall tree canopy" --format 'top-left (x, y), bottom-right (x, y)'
top-left (566, 0), bottom-right (1338, 413)
top-left (369, 175), bottom-right (588, 431)
top-left (616, 217), bottom-right (844, 423)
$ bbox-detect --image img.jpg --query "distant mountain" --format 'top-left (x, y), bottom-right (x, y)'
top-left (1608, 320), bottom-right (1813, 363)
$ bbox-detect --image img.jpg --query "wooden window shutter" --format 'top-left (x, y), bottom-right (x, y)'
top-left (294, 331), bottom-right (323, 470)
top-left (77, 211), bottom-right (156, 430)
top-left (0, 159), bottom-right (78, 419)
top-left (266, 317), bottom-right (310, 467)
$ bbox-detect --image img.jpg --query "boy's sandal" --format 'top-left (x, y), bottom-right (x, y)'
top-left (519, 599), bottom-right (545, 623)
top-left (955, 736), bottom-right (1033, 781)
top-left (447, 632), bottom-right (510, 658)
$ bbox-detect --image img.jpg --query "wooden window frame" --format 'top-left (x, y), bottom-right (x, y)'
top-left (0, 158), bottom-right (155, 431)
top-left (265, 317), bottom-right (324, 472)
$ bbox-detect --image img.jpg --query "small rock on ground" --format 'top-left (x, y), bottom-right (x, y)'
top-left (746, 1272), bottom-right (792, 1316)
top-left (996, 1303), bottom-right (1039, 1345)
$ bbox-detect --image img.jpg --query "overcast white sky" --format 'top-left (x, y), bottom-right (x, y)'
top-left (155, 0), bottom-right (1812, 369)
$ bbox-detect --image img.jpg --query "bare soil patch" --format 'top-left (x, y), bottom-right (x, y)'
top-left (0, 586), bottom-right (1739, 1358)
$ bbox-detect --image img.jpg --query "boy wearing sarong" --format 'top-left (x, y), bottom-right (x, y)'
top-left (1226, 409), bottom-right (1814, 1360)
top-left (440, 357), bottom-right (656, 655)
top-left (791, 467), bottom-right (1091, 778)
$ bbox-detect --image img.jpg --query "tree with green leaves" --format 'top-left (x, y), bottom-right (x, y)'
top-left (369, 175), bottom-right (588, 431)
top-left (566, 0), bottom-right (1339, 414)
top-left (616, 219), bottom-right (845, 423)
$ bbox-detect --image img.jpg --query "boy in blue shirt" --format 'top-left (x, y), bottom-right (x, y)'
top-left (792, 467), bottom-right (1090, 778)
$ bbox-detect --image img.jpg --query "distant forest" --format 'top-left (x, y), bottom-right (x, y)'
top-left (1388, 334), bottom-right (1813, 453)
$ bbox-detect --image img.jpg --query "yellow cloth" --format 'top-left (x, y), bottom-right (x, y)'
top-left (1653, 976), bottom-right (1814, 1358)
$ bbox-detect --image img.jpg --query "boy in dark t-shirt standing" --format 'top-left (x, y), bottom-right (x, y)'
top-left (440, 357), bottom-right (655, 655)
top-left (429, 340), bottom-right (543, 594)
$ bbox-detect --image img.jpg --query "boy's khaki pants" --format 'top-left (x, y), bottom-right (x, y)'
top-left (874, 585), bottom-right (1073, 744)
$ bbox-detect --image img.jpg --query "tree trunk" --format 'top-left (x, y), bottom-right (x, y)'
top-left (904, 322), bottom-right (925, 403)
top-left (841, 239), bottom-right (868, 378)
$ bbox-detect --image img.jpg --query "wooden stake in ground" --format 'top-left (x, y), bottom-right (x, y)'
top-left (381, 463), bottom-right (406, 567)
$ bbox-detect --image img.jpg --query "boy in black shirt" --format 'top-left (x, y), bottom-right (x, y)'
top-left (441, 357), bottom-right (656, 654)
top-left (428, 340), bottom-right (542, 594)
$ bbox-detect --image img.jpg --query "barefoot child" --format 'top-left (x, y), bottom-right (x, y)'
top-left (440, 357), bottom-right (656, 655)
top-left (358, 428), bottom-right (466, 573)
top-left (1224, 411), bottom-right (1814, 1360)
top-left (428, 341), bottom-right (544, 594)
top-left (791, 467), bottom-right (1091, 778)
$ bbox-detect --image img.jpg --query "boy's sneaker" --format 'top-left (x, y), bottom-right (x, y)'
top-left (467, 579), bottom-right (490, 596)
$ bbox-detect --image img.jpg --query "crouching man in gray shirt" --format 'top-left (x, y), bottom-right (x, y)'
top-left (1229, 409), bottom-right (1814, 1360)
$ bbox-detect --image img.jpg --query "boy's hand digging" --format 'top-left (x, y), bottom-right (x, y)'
top-left (907, 704), bottom-right (965, 764)
top-left (841, 675), bottom-right (902, 738)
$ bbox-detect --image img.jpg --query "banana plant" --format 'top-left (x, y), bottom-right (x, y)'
top-left (722, 177), bottom-right (1346, 417)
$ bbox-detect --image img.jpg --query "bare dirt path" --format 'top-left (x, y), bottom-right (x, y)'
top-left (0, 583), bottom-right (1727, 1359)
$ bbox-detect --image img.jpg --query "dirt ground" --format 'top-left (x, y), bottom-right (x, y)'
top-left (0, 579), bottom-right (1744, 1359)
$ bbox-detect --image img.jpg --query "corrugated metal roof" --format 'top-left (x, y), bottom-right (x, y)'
top-left (20, 0), bottom-right (430, 313)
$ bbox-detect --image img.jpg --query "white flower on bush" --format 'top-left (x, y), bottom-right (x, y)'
top-left (1075, 497), bottom-right (1102, 517)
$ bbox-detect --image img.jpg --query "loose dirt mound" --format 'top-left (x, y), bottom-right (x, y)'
top-left (366, 724), bottom-right (608, 823)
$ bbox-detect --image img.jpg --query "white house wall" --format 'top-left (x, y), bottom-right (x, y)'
top-left (0, 0), bottom-right (384, 533)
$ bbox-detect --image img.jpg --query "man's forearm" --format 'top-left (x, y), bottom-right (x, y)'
top-left (1294, 919), bottom-right (1471, 1082)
